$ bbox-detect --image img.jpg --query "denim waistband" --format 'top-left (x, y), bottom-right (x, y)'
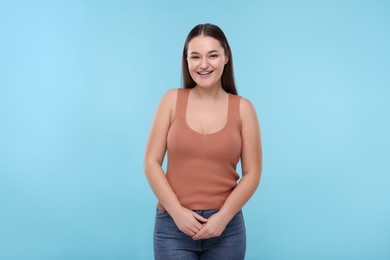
top-left (192, 209), bottom-right (242, 219)
top-left (192, 209), bottom-right (219, 214)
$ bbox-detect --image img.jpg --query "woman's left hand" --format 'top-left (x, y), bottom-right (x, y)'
top-left (191, 212), bottom-right (231, 240)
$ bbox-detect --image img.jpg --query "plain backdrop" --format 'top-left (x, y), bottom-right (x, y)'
top-left (0, 0), bottom-right (389, 259)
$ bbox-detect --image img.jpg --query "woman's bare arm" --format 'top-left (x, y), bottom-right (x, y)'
top-left (143, 89), bottom-right (207, 236)
top-left (143, 89), bottom-right (181, 212)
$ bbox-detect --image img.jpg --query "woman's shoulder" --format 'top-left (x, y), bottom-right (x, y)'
top-left (238, 95), bottom-right (255, 111)
top-left (237, 96), bottom-right (259, 123)
top-left (157, 88), bottom-right (182, 121)
top-left (160, 88), bottom-right (181, 105)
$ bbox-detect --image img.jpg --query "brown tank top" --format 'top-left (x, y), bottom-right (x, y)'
top-left (157, 88), bottom-right (243, 210)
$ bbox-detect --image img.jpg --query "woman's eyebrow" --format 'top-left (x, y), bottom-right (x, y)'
top-left (189, 50), bottom-right (219, 55)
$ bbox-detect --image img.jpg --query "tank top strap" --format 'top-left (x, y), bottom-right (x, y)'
top-left (228, 93), bottom-right (242, 129)
top-left (174, 88), bottom-right (189, 120)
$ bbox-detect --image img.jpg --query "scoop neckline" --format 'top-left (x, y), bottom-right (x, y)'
top-left (184, 88), bottom-right (230, 136)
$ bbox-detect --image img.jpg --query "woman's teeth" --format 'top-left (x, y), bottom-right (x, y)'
top-left (198, 71), bottom-right (213, 75)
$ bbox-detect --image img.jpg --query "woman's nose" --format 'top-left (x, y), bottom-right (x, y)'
top-left (200, 58), bottom-right (208, 69)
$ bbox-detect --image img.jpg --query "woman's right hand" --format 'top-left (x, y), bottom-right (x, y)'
top-left (169, 207), bottom-right (208, 237)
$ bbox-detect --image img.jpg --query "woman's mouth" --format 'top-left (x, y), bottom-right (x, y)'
top-left (197, 71), bottom-right (214, 77)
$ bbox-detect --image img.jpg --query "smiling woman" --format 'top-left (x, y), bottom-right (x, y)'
top-left (186, 37), bottom-right (228, 88)
top-left (144, 23), bottom-right (262, 260)
top-left (181, 24), bottom-right (237, 94)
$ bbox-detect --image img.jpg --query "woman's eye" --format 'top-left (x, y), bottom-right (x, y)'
top-left (210, 55), bottom-right (219, 58)
top-left (190, 56), bottom-right (200, 59)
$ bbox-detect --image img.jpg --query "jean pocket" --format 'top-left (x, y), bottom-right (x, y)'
top-left (155, 208), bottom-right (170, 218)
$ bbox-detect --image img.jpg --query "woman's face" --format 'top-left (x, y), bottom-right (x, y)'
top-left (186, 36), bottom-right (229, 89)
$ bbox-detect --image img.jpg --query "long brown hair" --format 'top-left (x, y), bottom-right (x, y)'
top-left (181, 23), bottom-right (238, 95)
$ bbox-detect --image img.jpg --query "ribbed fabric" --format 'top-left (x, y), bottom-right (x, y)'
top-left (157, 88), bottom-right (243, 210)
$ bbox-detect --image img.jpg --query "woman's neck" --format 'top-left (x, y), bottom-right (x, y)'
top-left (191, 85), bottom-right (226, 101)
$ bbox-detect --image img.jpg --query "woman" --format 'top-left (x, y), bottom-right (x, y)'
top-left (144, 23), bottom-right (262, 259)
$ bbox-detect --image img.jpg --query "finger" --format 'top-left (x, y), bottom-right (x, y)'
top-left (191, 213), bottom-right (206, 230)
top-left (193, 233), bottom-right (206, 240)
top-left (185, 229), bottom-right (196, 237)
top-left (192, 228), bottom-right (207, 240)
top-left (190, 226), bottom-right (200, 234)
top-left (192, 233), bottom-right (199, 240)
top-left (193, 221), bottom-right (204, 231)
top-left (193, 212), bottom-right (208, 223)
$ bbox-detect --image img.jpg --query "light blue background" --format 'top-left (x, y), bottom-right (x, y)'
top-left (1, 0), bottom-right (389, 259)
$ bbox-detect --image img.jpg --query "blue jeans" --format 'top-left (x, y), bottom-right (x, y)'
top-left (153, 208), bottom-right (246, 260)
